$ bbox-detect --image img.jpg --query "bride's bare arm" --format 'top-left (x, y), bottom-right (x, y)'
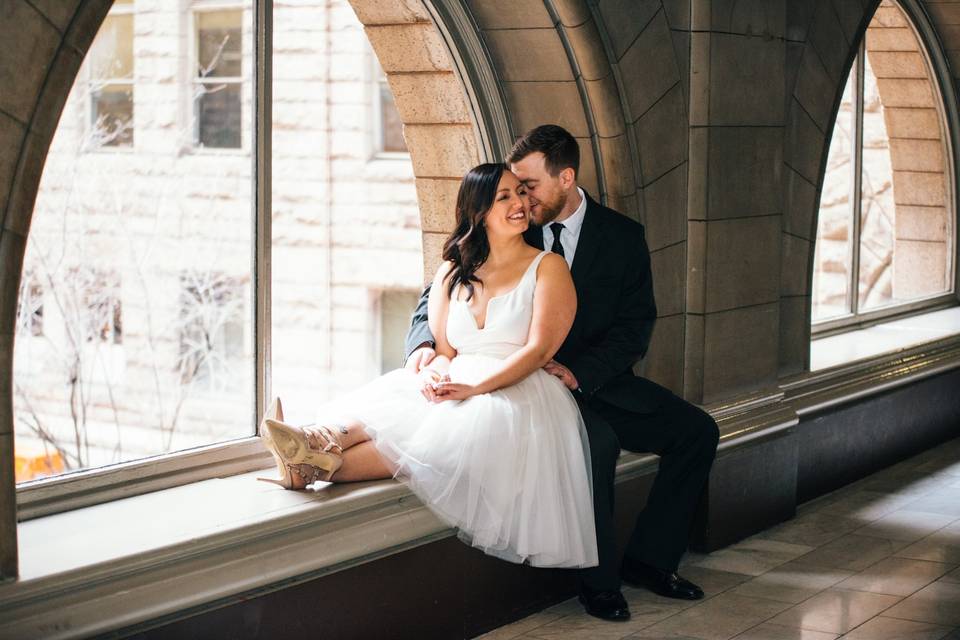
top-left (439, 253), bottom-right (575, 398)
top-left (424, 261), bottom-right (457, 376)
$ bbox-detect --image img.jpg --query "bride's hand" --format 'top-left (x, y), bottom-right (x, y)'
top-left (433, 381), bottom-right (478, 402)
top-left (420, 370), bottom-right (448, 402)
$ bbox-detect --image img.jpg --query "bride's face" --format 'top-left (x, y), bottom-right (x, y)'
top-left (484, 171), bottom-right (530, 239)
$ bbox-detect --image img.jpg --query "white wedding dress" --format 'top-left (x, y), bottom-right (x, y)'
top-left (315, 251), bottom-right (598, 568)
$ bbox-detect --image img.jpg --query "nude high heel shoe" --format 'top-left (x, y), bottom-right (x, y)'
top-left (257, 417), bottom-right (345, 489)
top-left (258, 397), bottom-right (285, 476)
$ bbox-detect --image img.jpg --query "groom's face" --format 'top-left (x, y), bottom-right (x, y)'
top-left (511, 152), bottom-right (569, 227)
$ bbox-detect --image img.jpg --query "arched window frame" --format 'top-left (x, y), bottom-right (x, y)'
top-left (812, 0), bottom-right (960, 337)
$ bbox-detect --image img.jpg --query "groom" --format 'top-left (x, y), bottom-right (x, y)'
top-left (404, 125), bottom-right (719, 621)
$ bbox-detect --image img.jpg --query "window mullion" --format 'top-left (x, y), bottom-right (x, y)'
top-left (851, 45), bottom-right (866, 317)
top-left (253, 0), bottom-right (272, 432)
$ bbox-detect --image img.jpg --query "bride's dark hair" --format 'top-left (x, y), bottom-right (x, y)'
top-left (442, 162), bottom-right (509, 301)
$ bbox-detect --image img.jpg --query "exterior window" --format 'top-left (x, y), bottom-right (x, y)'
top-left (812, 0), bottom-right (955, 328)
top-left (379, 290), bottom-right (420, 373)
top-left (17, 274), bottom-right (43, 338)
top-left (87, 8), bottom-right (134, 148)
top-left (179, 272), bottom-right (246, 389)
top-left (194, 9), bottom-right (243, 149)
top-left (74, 267), bottom-right (123, 345)
top-left (374, 58), bottom-right (407, 154)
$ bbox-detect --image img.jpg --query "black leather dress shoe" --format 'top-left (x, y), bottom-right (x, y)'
top-left (621, 559), bottom-right (705, 600)
top-left (577, 587), bottom-right (631, 621)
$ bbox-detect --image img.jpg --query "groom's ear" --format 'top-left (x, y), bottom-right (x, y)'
top-left (558, 166), bottom-right (576, 189)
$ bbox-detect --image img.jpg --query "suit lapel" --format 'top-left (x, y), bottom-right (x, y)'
top-left (570, 193), bottom-right (602, 289)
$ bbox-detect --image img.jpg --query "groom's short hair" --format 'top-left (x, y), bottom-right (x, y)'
top-left (508, 124), bottom-right (580, 177)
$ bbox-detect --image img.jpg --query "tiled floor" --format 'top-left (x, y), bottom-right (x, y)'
top-left (479, 437), bottom-right (960, 640)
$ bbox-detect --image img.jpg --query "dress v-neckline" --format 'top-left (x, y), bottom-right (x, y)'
top-left (457, 252), bottom-right (545, 331)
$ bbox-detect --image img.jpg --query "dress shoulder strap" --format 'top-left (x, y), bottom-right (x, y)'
top-left (523, 250), bottom-right (550, 284)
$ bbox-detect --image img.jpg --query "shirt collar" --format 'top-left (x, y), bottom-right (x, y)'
top-left (552, 187), bottom-right (587, 237)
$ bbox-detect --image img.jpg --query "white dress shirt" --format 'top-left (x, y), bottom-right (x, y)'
top-left (542, 187), bottom-right (587, 269)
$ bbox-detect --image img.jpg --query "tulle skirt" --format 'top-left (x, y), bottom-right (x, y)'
top-left (315, 353), bottom-right (598, 568)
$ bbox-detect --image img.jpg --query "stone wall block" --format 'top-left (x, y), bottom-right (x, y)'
top-left (0, 333), bottom-right (11, 436)
top-left (349, 0), bottom-right (430, 24)
top-left (30, 46), bottom-right (83, 140)
top-left (709, 34), bottom-right (786, 126)
top-left (702, 302), bottom-right (779, 402)
top-left (885, 107), bottom-right (941, 139)
top-left (564, 18), bottom-right (611, 82)
top-left (686, 220), bottom-right (707, 314)
top-left (0, 230), bottom-right (26, 337)
top-left (672, 30), bottom-right (691, 107)
top-left (895, 205), bottom-right (948, 242)
top-left (503, 81), bottom-right (589, 138)
top-left (388, 73), bottom-right (471, 124)
top-left (783, 166), bottom-right (818, 240)
top-left (785, 42), bottom-right (804, 114)
top-left (467, 0), bottom-right (553, 29)
top-left (866, 27), bottom-right (918, 51)
top-left (484, 28), bottom-right (574, 82)
top-left (787, 0), bottom-right (815, 42)
top-left (785, 99), bottom-right (825, 183)
top-left (794, 43), bottom-right (836, 131)
top-left (414, 178), bottom-right (459, 233)
top-left (781, 232), bottom-right (811, 296)
top-left (636, 83), bottom-right (687, 185)
top-left (687, 126), bottom-right (708, 220)
top-left (866, 51), bottom-right (927, 79)
top-left (831, 0), bottom-right (868, 45)
top-left (552, 0), bottom-right (592, 28)
top-left (598, 0), bottom-right (660, 61)
top-left (619, 10), bottom-right (680, 120)
top-left (420, 231), bottom-right (448, 285)
top-left (689, 32), bottom-right (710, 127)
top-left (576, 138), bottom-right (599, 196)
top-left (0, 112), bottom-right (26, 220)
top-left (365, 24), bottom-right (453, 72)
top-left (662, 0), bottom-right (691, 30)
top-left (651, 241), bottom-right (686, 317)
top-left (29, 0), bottom-right (80, 32)
top-left (707, 0), bottom-right (786, 38)
top-left (926, 2), bottom-right (960, 26)
top-left (0, 431), bottom-right (17, 577)
top-left (0, 1), bottom-right (61, 123)
top-left (64, 0), bottom-right (113, 56)
top-left (889, 139), bottom-right (944, 172)
top-left (683, 311), bottom-right (705, 400)
top-left (893, 239), bottom-right (948, 296)
top-left (605, 192), bottom-right (639, 221)
top-left (404, 124), bottom-right (478, 178)
top-left (779, 295), bottom-right (810, 376)
top-left (643, 313), bottom-right (684, 394)
top-left (892, 171), bottom-right (946, 207)
top-left (876, 79), bottom-right (934, 108)
top-left (643, 162), bottom-right (688, 251)
top-left (872, 6), bottom-right (910, 29)
top-left (585, 74), bottom-right (626, 138)
top-left (707, 127), bottom-right (783, 219)
top-left (704, 216), bottom-right (781, 312)
top-left (808, 0), bottom-right (851, 83)
top-left (598, 134), bottom-right (636, 198)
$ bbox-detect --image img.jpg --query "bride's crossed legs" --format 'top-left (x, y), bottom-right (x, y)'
top-left (259, 401), bottom-right (395, 489)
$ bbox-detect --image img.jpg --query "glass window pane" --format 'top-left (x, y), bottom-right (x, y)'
top-left (858, 49), bottom-right (896, 311)
top-left (270, 4), bottom-right (422, 426)
top-left (380, 82), bottom-right (407, 152)
top-left (90, 14), bottom-right (134, 81)
top-left (197, 10), bottom-right (242, 78)
top-left (14, 3), bottom-right (254, 484)
top-left (91, 83), bottom-right (133, 147)
top-left (813, 62), bottom-right (856, 322)
top-left (196, 82), bottom-right (241, 148)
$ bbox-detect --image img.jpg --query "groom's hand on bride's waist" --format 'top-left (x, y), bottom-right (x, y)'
top-left (543, 360), bottom-right (580, 392)
top-left (406, 344), bottom-right (436, 372)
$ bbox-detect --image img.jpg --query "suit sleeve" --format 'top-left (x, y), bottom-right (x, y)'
top-left (403, 283), bottom-right (436, 362)
top-left (568, 226), bottom-right (657, 396)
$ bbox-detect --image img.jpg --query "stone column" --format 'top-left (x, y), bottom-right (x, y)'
top-left (684, 1), bottom-right (787, 405)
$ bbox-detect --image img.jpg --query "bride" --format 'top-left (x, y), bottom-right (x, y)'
top-left (258, 162), bottom-right (597, 568)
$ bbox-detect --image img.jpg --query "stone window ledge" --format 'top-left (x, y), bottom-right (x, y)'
top-left (0, 450), bottom-right (661, 640)
top-left (811, 306), bottom-right (960, 371)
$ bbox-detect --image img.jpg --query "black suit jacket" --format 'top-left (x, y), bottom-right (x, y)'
top-left (403, 192), bottom-right (667, 413)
